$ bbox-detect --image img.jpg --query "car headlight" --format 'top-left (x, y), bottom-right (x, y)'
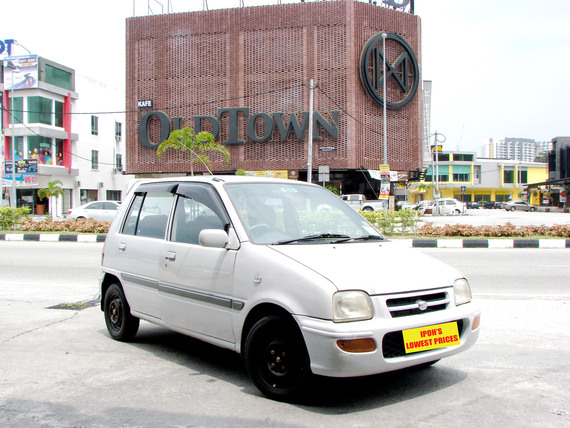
top-left (453, 278), bottom-right (472, 306)
top-left (333, 290), bottom-right (373, 322)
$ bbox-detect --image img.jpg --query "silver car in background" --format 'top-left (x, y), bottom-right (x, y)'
top-left (504, 201), bottom-right (536, 212)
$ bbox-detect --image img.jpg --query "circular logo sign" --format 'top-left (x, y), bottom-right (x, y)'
top-left (359, 32), bottom-right (419, 110)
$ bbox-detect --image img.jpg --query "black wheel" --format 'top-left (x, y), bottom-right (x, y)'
top-left (244, 315), bottom-right (311, 401)
top-left (103, 283), bottom-right (139, 341)
top-left (362, 206), bottom-right (373, 212)
top-left (510, 207), bottom-right (516, 211)
top-left (530, 207), bottom-right (536, 212)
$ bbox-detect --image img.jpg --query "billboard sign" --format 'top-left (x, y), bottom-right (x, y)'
top-left (3, 55), bottom-right (38, 90)
top-left (3, 159), bottom-right (38, 186)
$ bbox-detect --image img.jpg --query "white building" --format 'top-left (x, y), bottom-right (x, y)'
top-left (481, 137), bottom-right (553, 163)
top-left (2, 55), bottom-right (133, 215)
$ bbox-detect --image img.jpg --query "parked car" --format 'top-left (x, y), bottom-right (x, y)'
top-left (395, 201), bottom-right (414, 211)
top-left (340, 194), bottom-right (387, 211)
top-left (466, 202), bottom-right (480, 209)
top-left (66, 201), bottom-right (121, 221)
top-left (413, 200), bottom-right (432, 211)
top-left (483, 201), bottom-right (503, 209)
top-left (100, 176), bottom-right (480, 401)
top-left (423, 198), bottom-right (466, 215)
top-left (504, 201), bottom-right (536, 212)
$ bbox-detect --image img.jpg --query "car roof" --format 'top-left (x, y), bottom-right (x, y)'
top-left (127, 175), bottom-right (318, 195)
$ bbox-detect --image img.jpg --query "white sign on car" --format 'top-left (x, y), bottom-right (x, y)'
top-left (100, 176), bottom-right (481, 401)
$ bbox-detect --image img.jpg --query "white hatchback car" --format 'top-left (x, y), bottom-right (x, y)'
top-left (100, 176), bottom-right (480, 400)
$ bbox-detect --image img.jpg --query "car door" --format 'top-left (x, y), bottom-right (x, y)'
top-left (159, 182), bottom-right (238, 344)
top-left (111, 183), bottom-right (176, 321)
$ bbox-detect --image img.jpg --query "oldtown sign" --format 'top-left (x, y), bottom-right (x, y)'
top-left (359, 32), bottom-right (419, 109)
top-left (138, 107), bottom-right (340, 148)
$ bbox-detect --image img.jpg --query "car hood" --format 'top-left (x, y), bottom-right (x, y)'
top-left (269, 241), bottom-right (462, 295)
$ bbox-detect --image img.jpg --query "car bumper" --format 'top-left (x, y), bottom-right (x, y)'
top-left (296, 302), bottom-right (481, 377)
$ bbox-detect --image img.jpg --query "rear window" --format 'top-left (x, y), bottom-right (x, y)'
top-left (122, 191), bottom-right (174, 239)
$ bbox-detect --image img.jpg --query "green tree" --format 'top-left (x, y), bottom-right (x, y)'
top-left (37, 179), bottom-right (65, 219)
top-left (156, 127), bottom-right (230, 175)
top-left (534, 151), bottom-right (548, 163)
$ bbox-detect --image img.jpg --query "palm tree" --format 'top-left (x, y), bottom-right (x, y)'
top-left (156, 127), bottom-right (230, 175)
top-left (37, 179), bottom-right (65, 219)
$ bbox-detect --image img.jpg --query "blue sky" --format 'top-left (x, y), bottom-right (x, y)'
top-left (4, 0), bottom-right (569, 154)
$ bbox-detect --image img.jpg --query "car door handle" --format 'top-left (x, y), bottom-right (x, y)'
top-left (118, 242), bottom-right (126, 251)
top-left (165, 251), bottom-right (176, 261)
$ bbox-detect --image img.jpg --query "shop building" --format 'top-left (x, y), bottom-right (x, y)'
top-left (408, 150), bottom-right (549, 205)
top-left (2, 55), bottom-right (132, 215)
top-left (126, 0), bottom-right (423, 192)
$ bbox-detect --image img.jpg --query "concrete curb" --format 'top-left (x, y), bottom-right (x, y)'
top-left (0, 234), bottom-right (107, 242)
top-left (1, 234), bottom-right (569, 248)
top-left (393, 238), bottom-right (570, 249)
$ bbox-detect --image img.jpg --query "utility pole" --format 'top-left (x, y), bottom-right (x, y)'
top-left (307, 79), bottom-right (314, 183)
top-left (434, 131), bottom-right (440, 215)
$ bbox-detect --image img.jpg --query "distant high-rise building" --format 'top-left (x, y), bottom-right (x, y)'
top-left (481, 138), bottom-right (552, 162)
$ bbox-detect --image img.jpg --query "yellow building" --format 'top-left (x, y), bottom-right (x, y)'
top-left (406, 151), bottom-right (548, 205)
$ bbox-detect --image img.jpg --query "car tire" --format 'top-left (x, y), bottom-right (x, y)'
top-left (103, 283), bottom-right (140, 341)
top-left (530, 207), bottom-right (536, 212)
top-left (362, 206), bottom-right (374, 212)
top-left (510, 207), bottom-right (516, 212)
top-left (244, 315), bottom-right (311, 401)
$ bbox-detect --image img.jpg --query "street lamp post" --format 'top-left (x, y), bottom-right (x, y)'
top-left (382, 33), bottom-right (387, 166)
top-left (6, 60), bottom-right (20, 208)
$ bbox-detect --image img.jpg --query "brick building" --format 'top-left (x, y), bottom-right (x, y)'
top-left (126, 1), bottom-right (422, 192)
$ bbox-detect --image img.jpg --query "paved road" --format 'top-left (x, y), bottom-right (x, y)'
top-left (0, 242), bottom-right (568, 427)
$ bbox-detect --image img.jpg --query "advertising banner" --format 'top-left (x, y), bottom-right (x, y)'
top-left (379, 164), bottom-right (390, 199)
top-left (3, 159), bottom-right (38, 186)
top-left (3, 55), bottom-right (38, 90)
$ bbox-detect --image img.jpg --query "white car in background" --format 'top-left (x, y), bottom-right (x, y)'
top-left (66, 201), bottom-right (120, 221)
top-left (425, 198), bottom-right (466, 215)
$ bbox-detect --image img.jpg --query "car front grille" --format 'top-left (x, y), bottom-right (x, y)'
top-left (386, 291), bottom-right (449, 318)
top-left (382, 319), bottom-right (464, 358)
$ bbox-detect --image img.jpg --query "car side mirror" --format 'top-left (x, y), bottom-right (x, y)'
top-left (199, 229), bottom-right (229, 248)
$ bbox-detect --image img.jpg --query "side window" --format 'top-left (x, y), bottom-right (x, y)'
top-left (89, 202), bottom-right (105, 210)
top-left (171, 184), bottom-right (228, 244)
top-left (122, 191), bottom-right (174, 239)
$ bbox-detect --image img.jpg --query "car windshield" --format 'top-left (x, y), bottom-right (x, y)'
top-left (224, 181), bottom-right (385, 244)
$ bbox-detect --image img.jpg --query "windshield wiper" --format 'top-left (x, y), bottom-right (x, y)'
top-left (276, 233), bottom-right (350, 245)
top-left (331, 234), bottom-right (386, 243)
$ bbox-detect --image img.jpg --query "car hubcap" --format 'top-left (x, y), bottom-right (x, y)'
top-left (109, 297), bottom-right (122, 330)
top-left (265, 340), bottom-right (290, 377)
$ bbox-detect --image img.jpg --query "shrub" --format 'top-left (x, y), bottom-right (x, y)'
top-left (17, 218), bottom-right (111, 234)
top-left (0, 206), bottom-right (31, 230)
top-left (360, 210), bottom-right (421, 236)
top-left (417, 222), bottom-right (570, 238)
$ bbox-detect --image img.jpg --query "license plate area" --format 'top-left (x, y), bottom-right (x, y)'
top-left (402, 321), bottom-right (460, 354)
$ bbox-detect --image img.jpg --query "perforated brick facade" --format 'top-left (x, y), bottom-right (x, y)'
top-left (126, 1), bottom-right (422, 176)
